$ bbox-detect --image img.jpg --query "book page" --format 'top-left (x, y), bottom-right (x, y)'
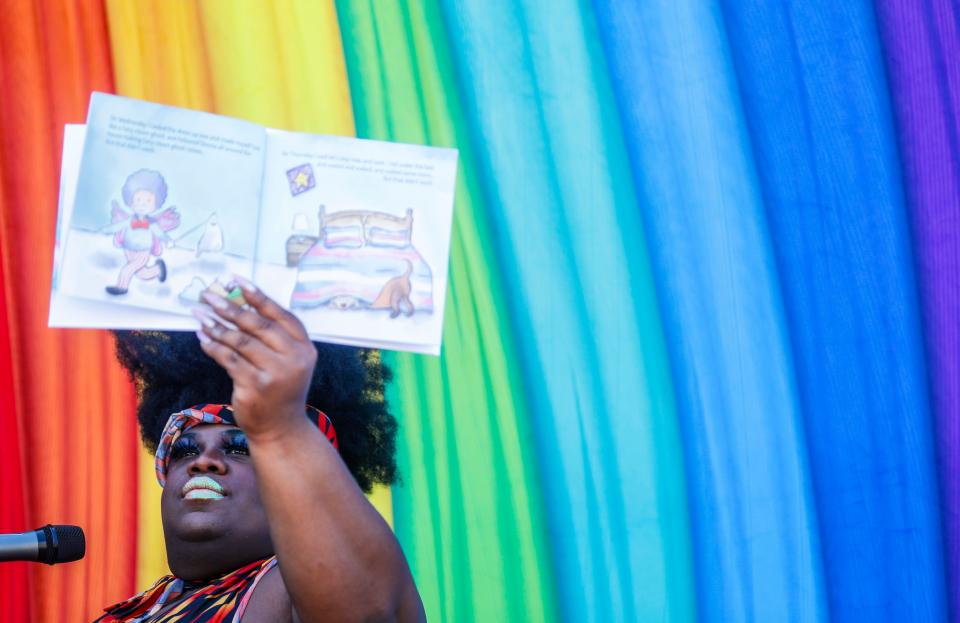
top-left (50, 124), bottom-right (196, 331)
top-left (59, 93), bottom-right (265, 317)
top-left (257, 130), bottom-right (458, 354)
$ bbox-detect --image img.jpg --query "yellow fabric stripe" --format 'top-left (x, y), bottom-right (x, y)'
top-left (135, 448), bottom-right (169, 593)
top-left (105, 0), bottom-right (213, 109)
top-left (104, 0), bottom-right (390, 594)
top-left (194, 0), bottom-right (355, 134)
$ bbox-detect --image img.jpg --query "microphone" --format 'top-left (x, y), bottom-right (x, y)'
top-left (0, 525), bottom-right (85, 565)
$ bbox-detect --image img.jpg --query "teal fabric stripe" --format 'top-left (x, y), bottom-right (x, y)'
top-left (591, 1), bottom-right (827, 621)
top-left (335, 2), bottom-right (559, 621)
top-left (437, 0), bottom-right (695, 620)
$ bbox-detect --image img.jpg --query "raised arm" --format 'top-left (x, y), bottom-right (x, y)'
top-left (99, 219), bottom-right (126, 234)
top-left (194, 280), bottom-right (425, 623)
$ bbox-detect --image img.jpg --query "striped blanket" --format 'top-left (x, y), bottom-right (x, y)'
top-left (290, 240), bottom-right (433, 311)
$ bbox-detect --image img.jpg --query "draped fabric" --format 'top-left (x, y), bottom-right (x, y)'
top-left (335, 3), bottom-right (561, 620)
top-left (0, 222), bottom-right (29, 623)
top-left (717, 2), bottom-right (945, 620)
top-left (593, 3), bottom-right (824, 620)
top-left (0, 1), bottom-right (956, 622)
top-left (0, 1), bottom-right (139, 620)
top-left (873, 2), bottom-right (960, 619)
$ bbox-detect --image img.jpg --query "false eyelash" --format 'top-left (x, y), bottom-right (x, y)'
top-left (223, 437), bottom-right (250, 456)
top-left (169, 437), bottom-right (201, 461)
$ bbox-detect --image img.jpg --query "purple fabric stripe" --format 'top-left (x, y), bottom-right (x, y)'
top-left (874, 1), bottom-right (960, 618)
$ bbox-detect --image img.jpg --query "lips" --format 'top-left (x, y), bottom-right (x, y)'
top-left (182, 475), bottom-right (225, 500)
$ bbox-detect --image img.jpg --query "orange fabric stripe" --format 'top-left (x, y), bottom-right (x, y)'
top-left (0, 0), bottom-right (138, 620)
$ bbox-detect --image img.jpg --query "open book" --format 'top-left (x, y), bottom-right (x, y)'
top-left (50, 93), bottom-right (458, 355)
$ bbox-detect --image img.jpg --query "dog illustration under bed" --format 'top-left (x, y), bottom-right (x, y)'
top-left (289, 206), bottom-right (433, 318)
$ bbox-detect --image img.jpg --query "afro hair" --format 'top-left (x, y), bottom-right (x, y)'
top-left (113, 331), bottom-right (398, 493)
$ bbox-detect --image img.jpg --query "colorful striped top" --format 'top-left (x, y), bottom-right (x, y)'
top-left (93, 556), bottom-right (277, 622)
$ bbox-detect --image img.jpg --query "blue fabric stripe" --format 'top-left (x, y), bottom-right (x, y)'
top-left (591, 1), bottom-right (827, 621)
top-left (717, 1), bottom-right (947, 620)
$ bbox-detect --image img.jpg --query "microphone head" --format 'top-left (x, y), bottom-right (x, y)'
top-left (43, 525), bottom-right (85, 564)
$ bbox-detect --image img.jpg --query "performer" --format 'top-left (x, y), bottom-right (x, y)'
top-left (93, 277), bottom-right (424, 621)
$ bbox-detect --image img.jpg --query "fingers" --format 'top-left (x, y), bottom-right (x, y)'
top-left (199, 290), bottom-right (290, 353)
top-left (195, 326), bottom-right (259, 381)
top-left (194, 278), bottom-right (312, 377)
top-left (230, 275), bottom-right (310, 342)
top-left (194, 281), bottom-right (317, 418)
top-left (193, 306), bottom-right (277, 370)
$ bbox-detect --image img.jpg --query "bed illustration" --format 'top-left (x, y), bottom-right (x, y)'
top-left (288, 206), bottom-right (433, 318)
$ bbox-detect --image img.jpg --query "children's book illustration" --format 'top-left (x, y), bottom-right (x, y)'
top-left (370, 260), bottom-right (415, 318)
top-left (100, 169), bottom-right (180, 295)
top-left (289, 207), bottom-right (432, 318)
top-left (52, 93), bottom-right (458, 355)
top-left (59, 92), bottom-right (263, 319)
top-left (177, 277), bottom-right (247, 307)
top-left (287, 163), bottom-right (315, 196)
top-left (195, 214), bottom-right (224, 257)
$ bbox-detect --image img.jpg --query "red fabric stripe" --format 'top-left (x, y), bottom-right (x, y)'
top-left (0, 0), bottom-right (138, 620)
top-left (0, 197), bottom-right (30, 623)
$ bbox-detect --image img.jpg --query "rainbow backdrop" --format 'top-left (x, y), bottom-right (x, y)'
top-left (0, 1), bottom-right (957, 621)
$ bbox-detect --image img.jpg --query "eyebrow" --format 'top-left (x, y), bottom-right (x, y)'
top-left (177, 429), bottom-right (244, 444)
top-left (222, 429), bottom-right (246, 442)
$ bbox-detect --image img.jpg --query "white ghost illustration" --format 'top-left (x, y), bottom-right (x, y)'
top-left (196, 213), bottom-right (224, 257)
top-left (178, 276), bottom-right (207, 305)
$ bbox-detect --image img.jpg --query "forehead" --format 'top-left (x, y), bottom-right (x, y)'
top-left (179, 424), bottom-right (243, 442)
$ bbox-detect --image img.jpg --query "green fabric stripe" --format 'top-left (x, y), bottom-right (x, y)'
top-left (335, 2), bottom-right (559, 621)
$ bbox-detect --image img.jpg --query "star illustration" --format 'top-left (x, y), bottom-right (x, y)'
top-left (294, 171), bottom-right (310, 188)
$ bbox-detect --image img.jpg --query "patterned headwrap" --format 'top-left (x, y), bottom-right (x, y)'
top-left (154, 403), bottom-right (338, 487)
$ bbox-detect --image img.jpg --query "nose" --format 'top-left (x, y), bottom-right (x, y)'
top-left (186, 447), bottom-right (227, 476)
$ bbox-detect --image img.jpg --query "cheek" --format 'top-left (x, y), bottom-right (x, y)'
top-left (160, 479), bottom-right (180, 506)
top-left (233, 472), bottom-right (263, 506)
top-left (159, 469), bottom-right (187, 510)
top-left (231, 471), bottom-right (270, 524)
top-left (159, 484), bottom-right (177, 529)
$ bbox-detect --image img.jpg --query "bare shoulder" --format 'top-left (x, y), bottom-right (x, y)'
top-left (240, 564), bottom-right (295, 623)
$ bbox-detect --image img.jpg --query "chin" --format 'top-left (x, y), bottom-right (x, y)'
top-left (168, 558), bottom-right (238, 583)
top-left (168, 513), bottom-right (229, 543)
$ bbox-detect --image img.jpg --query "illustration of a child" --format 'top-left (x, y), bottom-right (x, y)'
top-left (101, 169), bottom-right (180, 295)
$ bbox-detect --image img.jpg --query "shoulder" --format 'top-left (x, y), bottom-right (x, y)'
top-left (239, 563), bottom-right (296, 623)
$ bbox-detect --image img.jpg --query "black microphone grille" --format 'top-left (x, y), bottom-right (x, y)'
top-left (48, 525), bottom-right (85, 564)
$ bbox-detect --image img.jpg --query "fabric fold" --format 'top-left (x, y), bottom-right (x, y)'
top-left (336, 2), bottom-right (560, 620)
top-left (0, 0), bottom-right (140, 619)
top-left (438, 0), bottom-right (696, 620)
top-left (592, 1), bottom-right (826, 621)
top-left (719, 0), bottom-right (947, 619)
top-left (874, 1), bottom-right (960, 619)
